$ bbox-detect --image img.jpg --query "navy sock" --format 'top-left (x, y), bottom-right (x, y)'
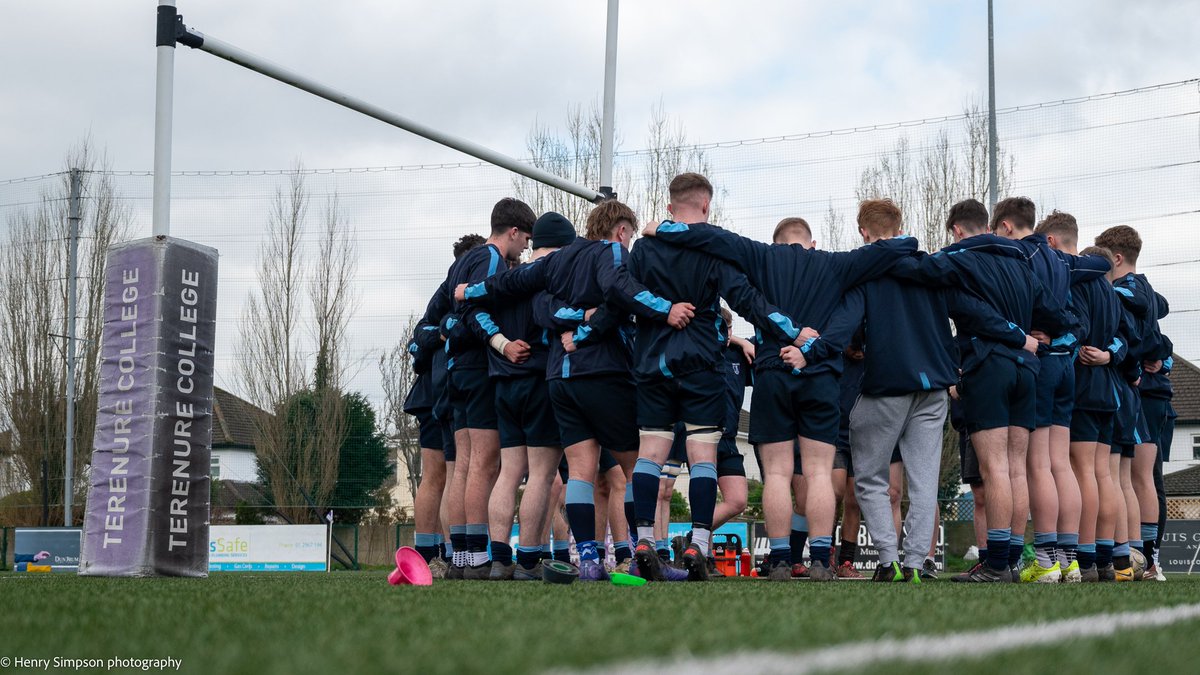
top-left (614, 540), bottom-right (631, 564)
top-left (837, 540), bottom-right (858, 566)
top-left (491, 541), bottom-right (513, 565)
top-left (769, 536), bottom-right (790, 567)
top-left (809, 536), bottom-right (833, 568)
top-left (450, 525), bottom-right (468, 565)
top-left (624, 483), bottom-right (637, 542)
top-left (466, 523), bottom-right (489, 553)
top-left (1077, 543), bottom-right (1097, 568)
top-left (564, 479), bottom-right (596, 545)
top-left (438, 542), bottom-right (448, 561)
top-left (632, 459), bottom-right (662, 526)
top-left (790, 514), bottom-right (809, 565)
top-left (552, 540), bottom-right (571, 563)
top-left (1113, 541), bottom-right (1130, 570)
top-left (1141, 523), bottom-right (1159, 561)
top-left (987, 529), bottom-right (1011, 571)
top-left (688, 462), bottom-right (718, 533)
top-left (1096, 539), bottom-right (1114, 568)
top-left (516, 546), bottom-right (541, 569)
top-left (978, 547), bottom-right (987, 564)
top-left (414, 532), bottom-right (440, 563)
top-left (1008, 534), bottom-right (1024, 568)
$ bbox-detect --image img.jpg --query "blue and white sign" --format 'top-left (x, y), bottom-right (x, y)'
top-left (15, 528), bottom-right (82, 572)
top-left (208, 525), bottom-right (328, 572)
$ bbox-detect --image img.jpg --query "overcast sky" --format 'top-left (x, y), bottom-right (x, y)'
top-left (2, 1), bottom-right (1198, 410)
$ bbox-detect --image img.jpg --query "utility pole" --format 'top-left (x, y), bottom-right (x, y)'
top-left (987, 0), bottom-right (999, 209)
top-left (65, 167), bottom-right (82, 526)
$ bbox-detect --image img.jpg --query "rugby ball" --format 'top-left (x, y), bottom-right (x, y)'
top-left (1130, 548), bottom-right (1146, 581)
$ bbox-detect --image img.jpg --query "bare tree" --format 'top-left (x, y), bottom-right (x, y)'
top-left (632, 102), bottom-right (726, 228)
top-left (514, 102), bottom-right (620, 230)
top-left (237, 165), bottom-right (358, 523)
top-left (379, 316), bottom-right (421, 507)
top-left (821, 199), bottom-right (850, 252)
top-left (855, 101), bottom-right (1018, 252)
top-left (0, 140), bottom-right (130, 525)
top-left (515, 101), bottom-right (722, 232)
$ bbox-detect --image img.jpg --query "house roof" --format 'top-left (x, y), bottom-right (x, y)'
top-left (1170, 354), bottom-right (1200, 424)
top-left (212, 479), bottom-right (272, 509)
top-left (1165, 464), bottom-right (1200, 497)
top-left (213, 387), bottom-right (268, 449)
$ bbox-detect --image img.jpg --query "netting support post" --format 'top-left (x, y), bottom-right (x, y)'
top-left (153, 2), bottom-right (178, 237)
top-left (64, 168), bottom-right (82, 526)
top-left (598, 0), bottom-right (620, 201)
top-left (987, 0), bottom-right (999, 209)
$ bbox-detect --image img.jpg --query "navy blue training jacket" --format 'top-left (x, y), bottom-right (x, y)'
top-left (1069, 275), bottom-right (1127, 412)
top-left (816, 273), bottom-right (1030, 397)
top-left (1113, 273), bottom-right (1171, 385)
top-left (1011, 233), bottom-right (1109, 353)
top-left (889, 234), bottom-right (1076, 377)
top-left (651, 223), bottom-right (916, 376)
top-left (622, 228), bottom-right (802, 382)
top-left (439, 242), bottom-right (507, 371)
top-left (462, 237), bottom-right (676, 380)
top-left (406, 279), bottom-right (454, 413)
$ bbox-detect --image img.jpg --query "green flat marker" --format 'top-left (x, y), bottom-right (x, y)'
top-left (609, 572), bottom-right (647, 587)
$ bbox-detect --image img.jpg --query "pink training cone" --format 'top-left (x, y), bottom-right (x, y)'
top-left (388, 546), bottom-right (433, 586)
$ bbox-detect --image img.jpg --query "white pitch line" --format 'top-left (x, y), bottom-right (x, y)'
top-left (551, 602), bottom-right (1200, 675)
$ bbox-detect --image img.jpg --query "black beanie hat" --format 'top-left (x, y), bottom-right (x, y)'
top-left (532, 212), bottom-right (576, 249)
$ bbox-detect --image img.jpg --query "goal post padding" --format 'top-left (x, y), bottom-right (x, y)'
top-left (80, 237), bottom-right (219, 577)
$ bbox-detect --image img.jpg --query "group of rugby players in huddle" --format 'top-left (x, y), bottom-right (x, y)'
top-left (403, 171), bottom-right (1173, 584)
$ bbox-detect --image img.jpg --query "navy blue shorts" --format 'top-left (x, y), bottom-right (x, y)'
top-left (1069, 409), bottom-right (1114, 445)
top-left (495, 375), bottom-right (560, 449)
top-left (1142, 397), bottom-right (1170, 447)
top-left (412, 408), bottom-right (444, 451)
top-left (834, 447), bottom-right (855, 477)
top-left (1035, 354), bottom-right (1075, 428)
top-left (1113, 383), bottom-right (1150, 448)
top-left (599, 447), bottom-right (619, 474)
top-left (636, 369), bottom-right (725, 429)
top-left (959, 432), bottom-right (982, 485)
top-left (448, 368), bottom-right (497, 430)
top-left (667, 426), bottom-right (687, 463)
top-left (548, 375), bottom-right (639, 452)
top-left (441, 425), bottom-right (457, 462)
top-left (960, 357), bottom-right (1036, 432)
top-left (717, 440), bottom-right (745, 478)
top-left (749, 370), bottom-right (840, 445)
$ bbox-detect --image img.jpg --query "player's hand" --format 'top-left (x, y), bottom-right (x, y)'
top-left (454, 283), bottom-right (468, 302)
top-left (1023, 334), bottom-right (1040, 354)
top-left (780, 345), bottom-right (807, 371)
top-left (1133, 377), bottom-right (1142, 388)
top-left (584, 307), bottom-right (597, 321)
top-left (1029, 330), bottom-right (1051, 345)
top-left (845, 346), bottom-right (865, 361)
top-left (667, 302), bottom-right (695, 329)
top-left (1079, 345), bottom-right (1111, 366)
top-left (642, 221), bottom-right (660, 237)
top-left (799, 326), bottom-right (820, 341)
top-left (560, 332), bottom-right (577, 353)
top-left (503, 339), bottom-right (531, 364)
top-left (1143, 360), bottom-right (1163, 374)
top-left (730, 335), bottom-right (756, 362)
top-left (949, 384), bottom-right (960, 401)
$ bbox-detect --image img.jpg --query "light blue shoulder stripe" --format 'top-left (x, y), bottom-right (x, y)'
top-left (487, 247), bottom-right (500, 277)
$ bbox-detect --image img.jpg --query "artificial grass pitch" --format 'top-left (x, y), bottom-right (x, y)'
top-left (3, 572), bottom-right (1200, 674)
